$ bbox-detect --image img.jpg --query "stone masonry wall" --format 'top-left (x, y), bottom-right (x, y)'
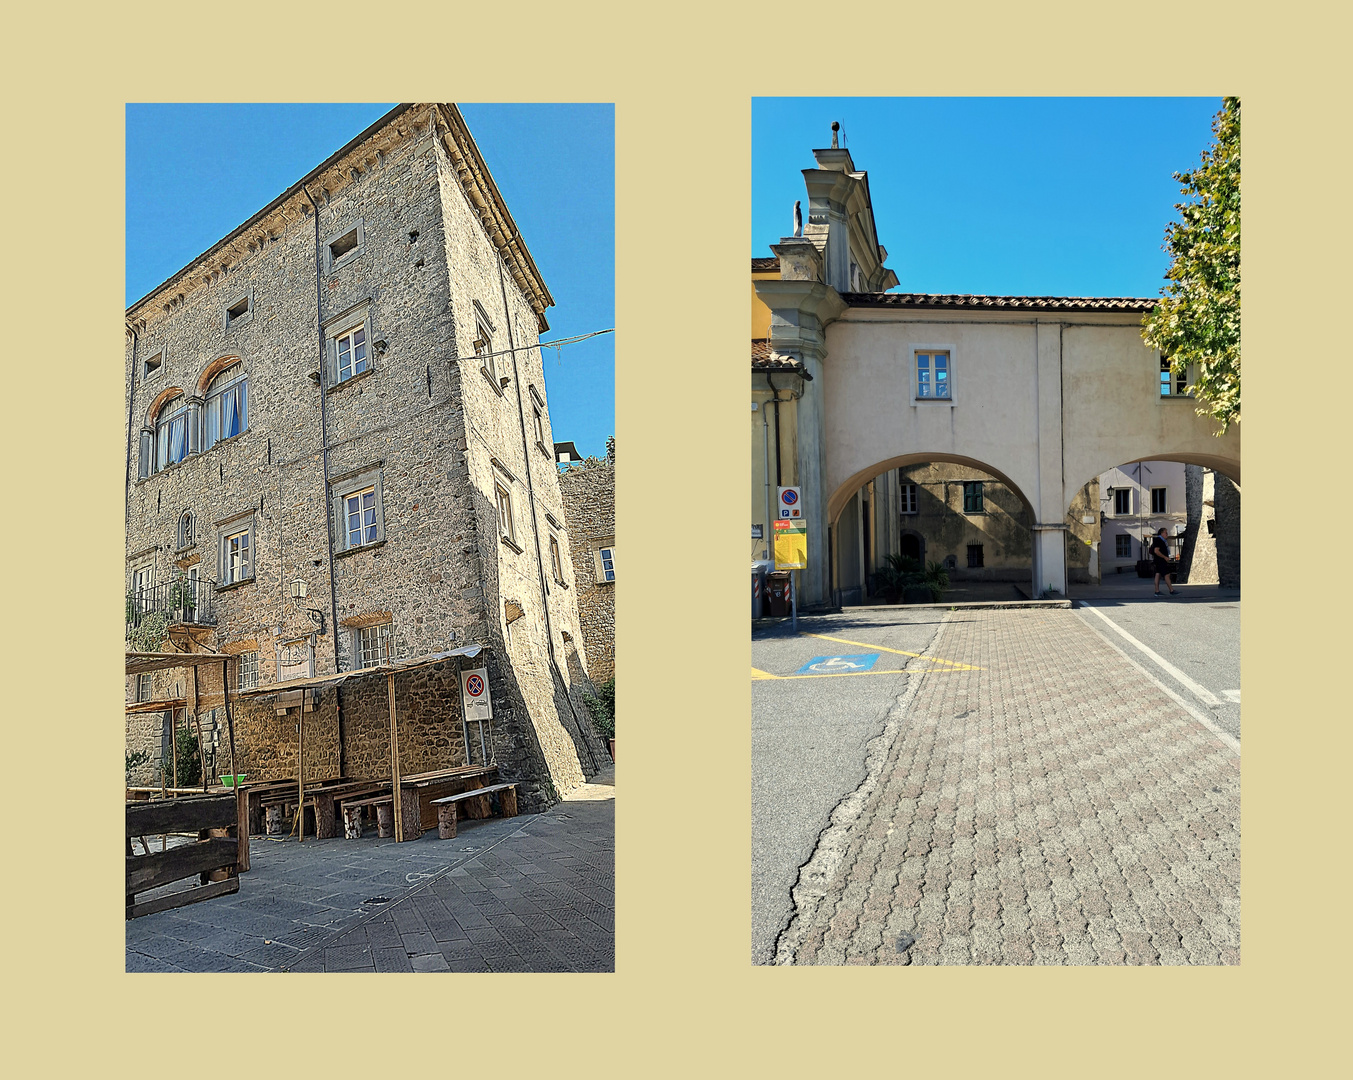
top-left (125, 105), bottom-right (604, 808)
top-left (339, 660), bottom-right (470, 780)
top-left (559, 461), bottom-right (616, 682)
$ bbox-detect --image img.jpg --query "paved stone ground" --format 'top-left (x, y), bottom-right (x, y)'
top-left (127, 768), bottom-right (613, 973)
top-left (776, 609), bottom-right (1240, 966)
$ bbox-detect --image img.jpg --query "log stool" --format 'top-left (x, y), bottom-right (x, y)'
top-left (265, 805), bottom-right (284, 836)
top-left (343, 805), bottom-right (363, 839)
top-left (375, 803), bottom-right (394, 838)
top-left (437, 802), bottom-right (458, 839)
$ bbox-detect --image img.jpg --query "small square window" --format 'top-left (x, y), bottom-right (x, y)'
top-left (356, 623), bottom-right (392, 669)
top-left (901, 483), bottom-right (917, 514)
top-left (917, 350), bottom-right (951, 400)
top-left (345, 487), bottom-right (379, 548)
top-left (334, 325), bottom-right (370, 384)
top-left (1160, 355), bottom-right (1189, 397)
top-left (237, 651), bottom-right (259, 691)
top-left (225, 294), bottom-right (252, 326)
top-left (1151, 488), bottom-right (1168, 514)
top-left (324, 219), bottom-right (365, 273)
top-left (474, 304), bottom-right (498, 387)
top-left (962, 482), bottom-right (983, 514)
top-left (549, 533), bottom-right (565, 584)
top-left (143, 351), bottom-right (163, 380)
top-left (596, 545), bottom-right (616, 582)
top-left (332, 467), bottom-right (385, 553)
top-left (495, 483), bottom-right (516, 545)
top-left (1115, 534), bottom-right (1133, 559)
top-left (1114, 489), bottom-right (1131, 516)
top-left (967, 543), bottom-right (984, 568)
top-left (223, 528), bottom-right (251, 585)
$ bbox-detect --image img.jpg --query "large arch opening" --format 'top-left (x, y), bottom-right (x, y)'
top-left (1063, 454), bottom-right (1241, 596)
top-left (827, 452), bottom-right (1048, 606)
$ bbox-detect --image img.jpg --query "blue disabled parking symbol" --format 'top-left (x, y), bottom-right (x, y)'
top-left (795, 654), bottom-right (880, 675)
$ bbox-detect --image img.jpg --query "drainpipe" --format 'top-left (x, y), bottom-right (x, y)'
top-left (762, 394), bottom-right (772, 558)
top-left (302, 184), bottom-right (342, 675)
top-left (125, 322), bottom-right (139, 524)
top-left (496, 253), bottom-right (600, 774)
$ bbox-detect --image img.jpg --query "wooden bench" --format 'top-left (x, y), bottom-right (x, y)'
top-left (430, 783), bottom-right (518, 838)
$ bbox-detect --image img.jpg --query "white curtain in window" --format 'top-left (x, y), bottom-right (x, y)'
top-left (222, 385), bottom-right (238, 439)
top-left (169, 414), bottom-right (186, 463)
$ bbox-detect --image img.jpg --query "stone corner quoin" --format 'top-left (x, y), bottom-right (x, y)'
top-left (124, 104), bottom-right (609, 810)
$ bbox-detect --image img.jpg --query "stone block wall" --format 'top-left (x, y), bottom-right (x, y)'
top-left (338, 660), bottom-right (469, 780)
top-left (559, 461), bottom-right (616, 683)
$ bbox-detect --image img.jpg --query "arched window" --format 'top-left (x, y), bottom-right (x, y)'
top-left (155, 394), bottom-right (189, 471)
top-left (203, 363), bottom-right (248, 451)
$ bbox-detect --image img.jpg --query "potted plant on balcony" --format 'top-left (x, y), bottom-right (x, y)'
top-left (167, 574), bottom-right (197, 623)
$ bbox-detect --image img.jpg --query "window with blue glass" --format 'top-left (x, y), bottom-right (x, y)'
top-left (155, 395), bottom-right (190, 470)
top-left (916, 350), bottom-right (951, 399)
top-left (203, 363), bottom-right (248, 450)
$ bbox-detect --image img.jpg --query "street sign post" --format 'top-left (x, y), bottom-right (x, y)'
top-left (774, 516), bottom-right (807, 631)
top-left (460, 667), bottom-right (492, 764)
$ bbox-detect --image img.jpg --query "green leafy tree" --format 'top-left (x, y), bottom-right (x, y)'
top-left (1142, 97), bottom-right (1240, 433)
top-left (583, 677), bottom-right (615, 739)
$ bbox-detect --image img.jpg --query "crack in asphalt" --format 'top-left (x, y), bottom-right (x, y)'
top-left (772, 612), bottom-right (953, 965)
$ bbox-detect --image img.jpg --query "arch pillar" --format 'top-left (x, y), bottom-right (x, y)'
top-left (185, 395), bottom-right (205, 456)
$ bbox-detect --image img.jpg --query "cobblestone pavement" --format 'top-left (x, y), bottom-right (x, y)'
top-left (127, 768), bottom-right (613, 973)
top-left (776, 609), bottom-right (1240, 965)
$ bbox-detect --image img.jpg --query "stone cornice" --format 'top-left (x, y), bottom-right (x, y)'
top-left (127, 104), bottom-right (555, 337)
top-left (433, 105), bottom-right (553, 333)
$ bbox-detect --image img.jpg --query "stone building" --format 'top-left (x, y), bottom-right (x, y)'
top-left (557, 440), bottom-right (616, 683)
top-left (125, 104), bottom-right (609, 808)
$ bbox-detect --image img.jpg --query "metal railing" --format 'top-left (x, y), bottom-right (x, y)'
top-left (126, 577), bottom-right (217, 631)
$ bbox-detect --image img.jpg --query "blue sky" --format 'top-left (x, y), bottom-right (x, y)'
top-left (127, 103), bottom-right (615, 459)
top-left (752, 97), bottom-right (1223, 298)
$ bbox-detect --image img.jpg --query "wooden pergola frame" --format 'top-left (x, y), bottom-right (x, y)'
top-left (234, 645), bottom-right (485, 843)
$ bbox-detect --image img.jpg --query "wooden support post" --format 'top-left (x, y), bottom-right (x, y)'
top-left (387, 671), bottom-right (403, 842)
top-left (499, 785), bottom-right (518, 818)
top-left (191, 664), bottom-right (207, 792)
top-left (343, 804), bottom-right (362, 839)
top-left (297, 700), bottom-right (305, 843)
top-left (171, 707), bottom-right (179, 792)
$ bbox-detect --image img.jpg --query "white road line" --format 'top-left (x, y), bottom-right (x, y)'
top-left (1223, 689), bottom-right (1241, 703)
top-left (1079, 608), bottom-right (1239, 755)
top-left (1080, 604), bottom-right (1221, 707)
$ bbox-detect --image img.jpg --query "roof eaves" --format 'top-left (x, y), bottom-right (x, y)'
top-left (127, 104), bottom-right (416, 317)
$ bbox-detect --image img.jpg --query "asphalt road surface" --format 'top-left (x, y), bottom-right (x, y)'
top-left (1072, 581), bottom-right (1241, 742)
top-left (751, 609), bottom-right (948, 964)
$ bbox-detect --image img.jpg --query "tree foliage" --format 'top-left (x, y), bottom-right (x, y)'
top-left (1142, 97), bottom-right (1240, 433)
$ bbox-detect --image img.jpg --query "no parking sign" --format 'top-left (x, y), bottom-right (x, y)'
top-left (777, 486), bottom-right (802, 519)
top-left (461, 667), bottom-right (492, 722)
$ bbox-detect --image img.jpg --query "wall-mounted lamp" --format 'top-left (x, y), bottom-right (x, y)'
top-left (374, 336), bottom-right (389, 355)
top-left (290, 579), bottom-right (308, 608)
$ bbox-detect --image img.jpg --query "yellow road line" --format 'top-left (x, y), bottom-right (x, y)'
top-left (753, 666), bottom-right (972, 682)
top-left (803, 631), bottom-right (982, 671)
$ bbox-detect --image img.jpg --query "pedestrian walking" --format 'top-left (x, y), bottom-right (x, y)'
top-left (1150, 527), bottom-right (1178, 595)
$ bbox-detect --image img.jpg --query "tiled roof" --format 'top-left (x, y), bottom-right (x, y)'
top-left (751, 339), bottom-right (812, 376)
top-left (751, 257), bottom-right (780, 272)
top-left (841, 292), bottom-right (1157, 313)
